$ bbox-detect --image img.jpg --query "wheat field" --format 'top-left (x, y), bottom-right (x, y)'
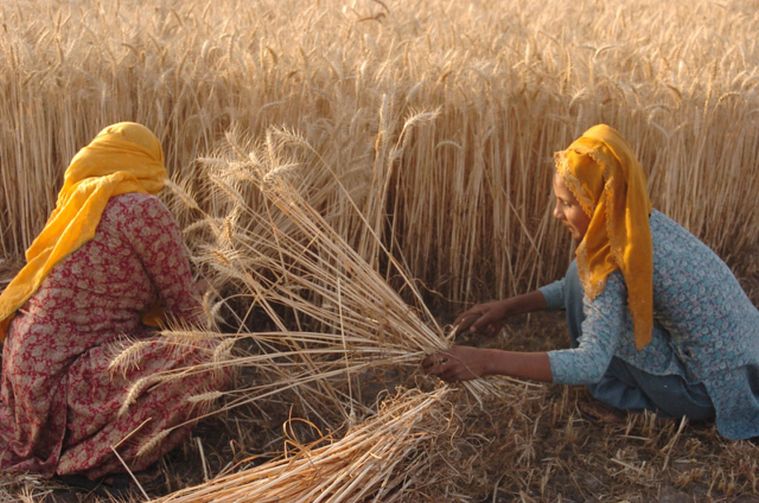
top-left (2, 0), bottom-right (758, 299)
top-left (1, 0), bottom-right (758, 501)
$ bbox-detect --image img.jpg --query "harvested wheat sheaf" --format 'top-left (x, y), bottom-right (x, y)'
top-left (111, 130), bottom-right (504, 420)
top-left (106, 133), bottom-right (536, 501)
top-left (156, 387), bottom-right (461, 503)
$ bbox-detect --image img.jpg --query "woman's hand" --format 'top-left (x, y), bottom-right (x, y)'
top-left (453, 291), bottom-right (548, 336)
top-left (454, 299), bottom-right (511, 336)
top-left (422, 346), bottom-right (491, 382)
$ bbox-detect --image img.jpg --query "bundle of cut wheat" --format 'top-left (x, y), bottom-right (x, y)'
top-left (110, 130), bottom-right (524, 448)
top-left (99, 132), bottom-right (544, 501)
top-left (157, 387), bottom-right (465, 503)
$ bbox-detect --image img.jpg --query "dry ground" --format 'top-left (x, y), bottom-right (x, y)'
top-left (0, 249), bottom-right (757, 503)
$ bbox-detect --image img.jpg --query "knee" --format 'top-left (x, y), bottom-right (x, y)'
top-left (685, 406), bottom-right (715, 423)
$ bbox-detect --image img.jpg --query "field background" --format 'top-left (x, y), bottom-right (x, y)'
top-left (1, 0), bottom-right (757, 501)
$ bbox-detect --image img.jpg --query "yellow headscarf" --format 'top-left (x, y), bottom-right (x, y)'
top-left (0, 122), bottom-right (168, 342)
top-left (554, 124), bottom-right (653, 349)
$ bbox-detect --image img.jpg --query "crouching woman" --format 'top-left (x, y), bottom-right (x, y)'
top-left (424, 124), bottom-right (759, 440)
top-left (0, 122), bottom-right (228, 479)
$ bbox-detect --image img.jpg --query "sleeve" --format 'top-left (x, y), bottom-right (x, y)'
top-left (538, 277), bottom-right (566, 311)
top-left (547, 271), bottom-right (627, 384)
top-left (122, 195), bottom-right (204, 326)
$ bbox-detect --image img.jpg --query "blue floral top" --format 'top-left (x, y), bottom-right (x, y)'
top-left (540, 210), bottom-right (759, 440)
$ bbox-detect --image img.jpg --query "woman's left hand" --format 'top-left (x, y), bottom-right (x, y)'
top-left (421, 345), bottom-right (490, 382)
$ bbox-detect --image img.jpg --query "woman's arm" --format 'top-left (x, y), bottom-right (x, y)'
top-left (422, 346), bottom-right (552, 382)
top-left (124, 195), bottom-right (204, 325)
top-left (426, 272), bottom-right (629, 385)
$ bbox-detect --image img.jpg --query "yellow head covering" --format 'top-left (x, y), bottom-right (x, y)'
top-left (554, 124), bottom-right (653, 349)
top-left (0, 122), bottom-right (168, 342)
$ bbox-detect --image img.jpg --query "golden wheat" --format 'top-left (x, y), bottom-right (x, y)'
top-left (156, 387), bottom-right (461, 503)
top-left (2, 0), bottom-right (757, 303)
top-left (3, 1), bottom-right (758, 501)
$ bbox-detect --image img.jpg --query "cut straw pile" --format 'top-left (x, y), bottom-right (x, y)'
top-left (157, 387), bottom-right (458, 503)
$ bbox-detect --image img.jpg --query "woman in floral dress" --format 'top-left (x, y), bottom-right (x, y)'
top-left (0, 122), bottom-right (226, 478)
top-left (424, 124), bottom-right (759, 440)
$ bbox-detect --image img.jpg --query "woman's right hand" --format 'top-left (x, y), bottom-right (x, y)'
top-left (453, 299), bottom-right (512, 336)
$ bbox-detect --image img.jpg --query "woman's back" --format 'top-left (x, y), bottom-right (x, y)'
top-left (1, 191), bottom-right (214, 477)
top-left (649, 210), bottom-right (759, 380)
top-left (21, 193), bottom-right (157, 337)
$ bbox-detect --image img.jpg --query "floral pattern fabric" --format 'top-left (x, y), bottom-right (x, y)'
top-left (0, 193), bottom-right (224, 478)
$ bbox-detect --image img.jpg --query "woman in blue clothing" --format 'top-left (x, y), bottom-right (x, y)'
top-left (423, 124), bottom-right (759, 440)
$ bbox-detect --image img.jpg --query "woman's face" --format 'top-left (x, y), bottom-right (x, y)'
top-left (552, 174), bottom-right (590, 241)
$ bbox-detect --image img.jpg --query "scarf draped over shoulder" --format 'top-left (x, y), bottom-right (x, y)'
top-left (0, 122), bottom-right (168, 342)
top-left (554, 124), bottom-right (654, 349)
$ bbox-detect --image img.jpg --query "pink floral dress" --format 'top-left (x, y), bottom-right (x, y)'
top-left (0, 193), bottom-right (224, 479)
